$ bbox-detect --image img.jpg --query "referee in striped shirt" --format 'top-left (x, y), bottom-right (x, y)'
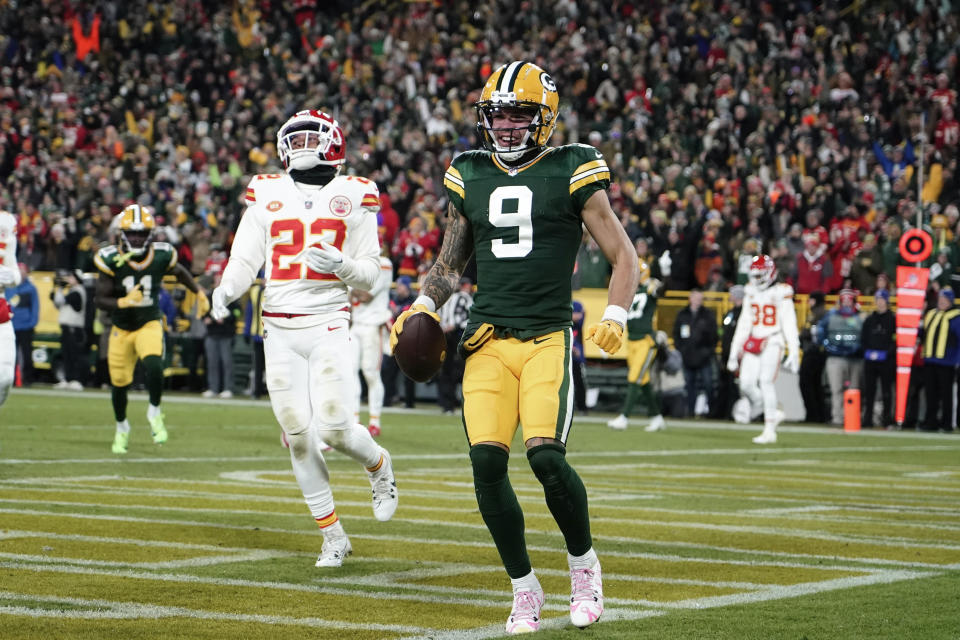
top-left (437, 277), bottom-right (474, 414)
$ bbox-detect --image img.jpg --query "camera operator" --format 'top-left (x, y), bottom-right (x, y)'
top-left (51, 269), bottom-right (87, 390)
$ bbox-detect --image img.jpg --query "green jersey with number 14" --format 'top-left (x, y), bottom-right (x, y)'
top-left (93, 242), bottom-right (178, 330)
top-left (444, 144), bottom-right (610, 336)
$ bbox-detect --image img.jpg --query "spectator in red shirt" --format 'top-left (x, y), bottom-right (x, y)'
top-left (795, 233), bottom-right (834, 295)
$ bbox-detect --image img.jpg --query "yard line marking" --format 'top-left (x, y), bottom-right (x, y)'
top-left (4, 497), bottom-right (959, 553)
top-left (0, 590), bottom-right (434, 633)
top-left (3, 507), bottom-right (958, 570)
top-left (399, 568), bottom-right (939, 640)
top-left (0, 561), bottom-right (588, 612)
top-left (6, 481), bottom-right (956, 533)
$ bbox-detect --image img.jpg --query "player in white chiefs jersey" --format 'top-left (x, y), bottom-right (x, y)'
top-left (726, 254), bottom-right (800, 444)
top-left (0, 209), bottom-right (21, 410)
top-left (349, 255), bottom-right (394, 437)
top-left (211, 110), bottom-right (398, 567)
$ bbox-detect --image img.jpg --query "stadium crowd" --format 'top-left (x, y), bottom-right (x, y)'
top-left (2, 1), bottom-right (960, 424)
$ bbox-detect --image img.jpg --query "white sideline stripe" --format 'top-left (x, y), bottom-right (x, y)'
top-left (7, 386), bottom-right (960, 437)
top-left (0, 590), bottom-right (433, 633)
top-left (3, 507), bottom-right (958, 571)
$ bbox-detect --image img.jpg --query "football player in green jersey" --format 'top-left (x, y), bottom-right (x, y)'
top-left (607, 259), bottom-right (666, 432)
top-left (93, 204), bottom-right (208, 454)
top-left (390, 61), bottom-right (638, 634)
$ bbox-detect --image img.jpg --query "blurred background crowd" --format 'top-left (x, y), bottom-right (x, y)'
top-left (2, 0), bottom-right (959, 419)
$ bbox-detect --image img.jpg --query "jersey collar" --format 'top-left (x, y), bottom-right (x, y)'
top-left (491, 147), bottom-right (553, 175)
top-left (124, 244), bottom-right (155, 271)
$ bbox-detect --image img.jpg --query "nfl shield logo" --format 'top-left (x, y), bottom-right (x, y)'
top-left (305, 201), bottom-right (313, 209)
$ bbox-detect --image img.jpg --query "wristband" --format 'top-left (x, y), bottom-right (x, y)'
top-left (413, 294), bottom-right (437, 313)
top-left (600, 304), bottom-right (628, 328)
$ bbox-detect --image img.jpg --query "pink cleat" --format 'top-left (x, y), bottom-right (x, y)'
top-left (505, 588), bottom-right (544, 634)
top-left (368, 424), bottom-right (381, 437)
top-left (569, 561), bottom-right (603, 628)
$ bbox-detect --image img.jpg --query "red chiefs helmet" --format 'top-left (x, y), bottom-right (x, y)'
top-left (276, 110), bottom-right (346, 171)
top-left (748, 254), bottom-right (777, 288)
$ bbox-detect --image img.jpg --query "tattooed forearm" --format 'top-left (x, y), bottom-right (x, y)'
top-left (422, 202), bottom-right (473, 307)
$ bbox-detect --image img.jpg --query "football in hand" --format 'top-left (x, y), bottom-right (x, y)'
top-left (394, 312), bottom-right (446, 382)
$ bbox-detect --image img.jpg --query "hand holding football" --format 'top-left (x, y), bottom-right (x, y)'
top-left (393, 312), bottom-right (446, 382)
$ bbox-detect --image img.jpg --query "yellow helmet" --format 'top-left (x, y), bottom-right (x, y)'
top-left (475, 61), bottom-right (559, 158)
top-left (118, 204), bottom-right (156, 255)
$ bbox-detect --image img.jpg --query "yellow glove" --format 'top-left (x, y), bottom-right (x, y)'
top-left (586, 319), bottom-right (625, 354)
top-left (195, 290), bottom-right (211, 317)
top-left (389, 303), bottom-right (440, 354)
top-left (117, 285), bottom-right (144, 309)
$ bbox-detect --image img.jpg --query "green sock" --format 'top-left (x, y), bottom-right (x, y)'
top-left (640, 382), bottom-right (660, 416)
top-left (470, 444), bottom-right (531, 579)
top-left (527, 443), bottom-right (592, 556)
top-left (111, 385), bottom-right (129, 422)
top-left (622, 383), bottom-right (640, 416)
top-left (142, 355), bottom-right (164, 407)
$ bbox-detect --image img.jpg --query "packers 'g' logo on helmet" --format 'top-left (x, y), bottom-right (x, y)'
top-left (118, 204), bottom-right (156, 255)
top-left (475, 61), bottom-right (559, 158)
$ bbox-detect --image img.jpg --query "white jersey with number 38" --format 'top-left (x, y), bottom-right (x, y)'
top-left (221, 173), bottom-right (382, 320)
top-left (730, 282), bottom-right (800, 356)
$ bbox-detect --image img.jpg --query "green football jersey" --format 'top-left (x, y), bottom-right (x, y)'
top-left (93, 242), bottom-right (178, 330)
top-left (444, 144), bottom-right (610, 336)
top-left (626, 284), bottom-right (658, 339)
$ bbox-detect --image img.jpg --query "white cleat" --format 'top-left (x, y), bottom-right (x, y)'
top-left (368, 448), bottom-right (398, 522)
top-left (607, 414), bottom-right (628, 430)
top-left (505, 588), bottom-right (544, 634)
top-left (752, 430), bottom-right (777, 444)
top-left (569, 560), bottom-right (603, 628)
top-left (315, 533), bottom-right (352, 568)
top-left (644, 415), bottom-right (665, 432)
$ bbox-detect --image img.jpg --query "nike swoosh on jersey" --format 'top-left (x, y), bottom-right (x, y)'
top-left (532, 336), bottom-right (551, 344)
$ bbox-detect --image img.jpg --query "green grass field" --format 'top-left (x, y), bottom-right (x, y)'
top-left (1, 387), bottom-right (959, 640)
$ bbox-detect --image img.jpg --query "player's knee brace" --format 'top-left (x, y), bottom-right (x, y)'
top-left (470, 443), bottom-right (509, 483)
top-left (470, 444), bottom-right (510, 512)
top-left (527, 442), bottom-right (568, 486)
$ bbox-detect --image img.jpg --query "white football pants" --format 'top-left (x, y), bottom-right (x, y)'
top-left (264, 317), bottom-right (381, 519)
top-left (0, 321), bottom-right (14, 407)
top-left (738, 343), bottom-right (783, 430)
top-left (350, 322), bottom-right (385, 424)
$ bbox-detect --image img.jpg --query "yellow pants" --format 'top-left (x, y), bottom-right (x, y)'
top-left (462, 328), bottom-right (573, 448)
top-left (626, 335), bottom-right (657, 385)
top-left (108, 320), bottom-right (164, 387)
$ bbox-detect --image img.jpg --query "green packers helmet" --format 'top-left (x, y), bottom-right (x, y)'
top-left (475, 61), bottom-right (559, 159)
top-left (118, 204), bottom-right (156, 255)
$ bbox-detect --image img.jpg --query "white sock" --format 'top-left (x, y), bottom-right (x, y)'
top-left (321, 519), bottom-right (345, 539)
top-left (510, 570), bottom-right (541, 593)
top-left (147, 404), bottom-right (161, 420)
top-left (568, 547), bottom-right (598, 570)
top-left (116, 419), bottom-right (131, 434)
